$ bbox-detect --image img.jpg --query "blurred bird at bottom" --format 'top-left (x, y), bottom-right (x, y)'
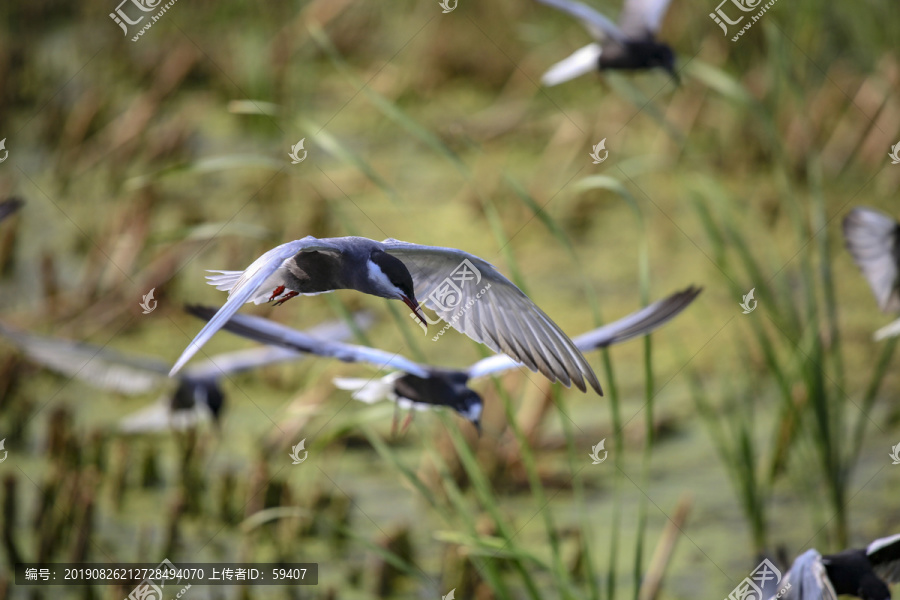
top-left (0, 313), bottom-right (371, 432)
top-left (188, 286), bottom-right (701, 435)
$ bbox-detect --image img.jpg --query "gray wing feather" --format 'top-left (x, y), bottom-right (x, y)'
top-left (618, 0), bottom-right (673, 39)
top-left (169, 237), bottom-right (336, 376)
top-left (382, 240), bottom-right (602, 394)
top-left (184, 312), bottom-right (375, 378)
top-left (778, 550), bottom-right (837, 600)
top-left (534, 0), bottom-right (626, 42)
top-left (572, 286), bottom-right (701, 349)
top-left (466, 286), bottom-right (700, 380)
top-left (464, 354), bottom-right (522, 380)
top-left (183, 346), bottom-right (316, 380)
top-left (185, 306), bottom-right (431, 378)
top-left (843, 207), bottom-right (900, 313)
top-left (0, 322), bottom-right (168, 394)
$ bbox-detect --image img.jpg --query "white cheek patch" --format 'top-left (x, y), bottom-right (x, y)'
top-left (367, 260), bottom-right (402, 297)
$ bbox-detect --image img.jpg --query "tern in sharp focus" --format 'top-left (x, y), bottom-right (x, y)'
top-left (170, 236), bottom-right (604, 395)
top-left (0, 314), bottom-right (370, 432)
top-left (774, 534), bottom-right (900, 600)
top-left (534, 0), bottom-right (677, 86)
top-left (187, 286), bottom-right (700, 433)
top-left (842, 207), bottom-right (900, 340)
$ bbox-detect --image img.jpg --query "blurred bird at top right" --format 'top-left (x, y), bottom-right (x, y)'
top-left (842, 207), bottom-right (900, 340)
top-left (533, 0), bottom-right (677, 86)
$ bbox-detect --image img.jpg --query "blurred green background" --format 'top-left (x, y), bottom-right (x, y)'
top-left (1, 0), bottom-right (899, 598)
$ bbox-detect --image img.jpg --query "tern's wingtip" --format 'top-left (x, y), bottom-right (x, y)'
top-left (168, 353), bottom-right (191, 377)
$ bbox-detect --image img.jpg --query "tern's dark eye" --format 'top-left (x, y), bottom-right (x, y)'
top-left (372, 251), bottom-right (416, 297)
top-left (392, 277), bottom-right (415, 298)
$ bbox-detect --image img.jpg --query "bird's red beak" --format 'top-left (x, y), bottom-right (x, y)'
top-left (402, 295), bottom-right (428, 327)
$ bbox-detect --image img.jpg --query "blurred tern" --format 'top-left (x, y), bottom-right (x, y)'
top-left (774, 534), bottom-right (900, 600)
top-left (535, 0), bottom-right (677, 86)
top-left (842, 207), bottom-right (900, 340)
top-left (187, 286), bottom-right (701, 433)
top-left (0, 314), bottom-right (370, 432)
top-left (170, 236), bottom-right (603, 395)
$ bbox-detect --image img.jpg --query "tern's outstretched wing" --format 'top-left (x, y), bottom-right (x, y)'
top-left (572, 286), bottom-right (701, 348)
top-left (169, 237), bottom-right (341, 376)
top-left (466, 286), bottom-right (700, 380)
top-left (0, 322), bottom-right (168, 394)
top-left (185, 306), bottom-right (431, 378)
top-left (534, 0), bottom-right (626, 42)
top-left (541, 43), bottom-right (603, 86)
top-left (381, 239), bottom-right (602, 394)
top-left (618, 0), bottom-right (673, 39)
top-left (184, 312), bottom-right (375, 379)
top-left (843, 207), bottom-right (900, 313)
